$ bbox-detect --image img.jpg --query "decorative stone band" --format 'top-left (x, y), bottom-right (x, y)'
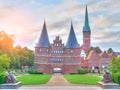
top-left (34, 62), bottom-right (81, 65)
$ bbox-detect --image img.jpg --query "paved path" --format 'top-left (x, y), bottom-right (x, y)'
top-left (19, 86), bottom-right (112, 90)
top-left (44, 73), bottom-right (72, 86)
top-left (16, 74), bottom-right (119, 90)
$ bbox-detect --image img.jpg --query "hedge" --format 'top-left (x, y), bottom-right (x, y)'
top-left (77, 68), bottom-right (88, 74)
top-left (0, 72), bottom-right (6, 84)
top-left (28, 68), bottom-right (43, 74)
top-left (69, 73), bottom-right (77, 75)
top-left (28, 70), bottom-right (43, 74)
top-left (113, 72), bottom-right (120, 85)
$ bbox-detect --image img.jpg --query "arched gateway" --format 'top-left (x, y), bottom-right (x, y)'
top-left (34, 6), bottom-right (117, 74)
top-left (34, 6), bottom-right (91, 74)
top-left (53, 68), bottom-right (62, 73)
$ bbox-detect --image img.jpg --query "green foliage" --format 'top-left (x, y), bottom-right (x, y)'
top-left (69, 73), bottom-right (77, 75)
top-left (17, 74), bottom-right (51, 85)
top-left (64, 74), bottom-right (102, 85)
top-left (77, 68), bottom-right (88, 74)
top-left (28, 71), bottom-right (43, 74)
top-left (113, 73), bottom-right (120, 85)
top-left (89, 46), bottom-right (102, 53)
top-left (0, 72), bottom-right (6, 84)
top-left (10, 46), bottom-right (34, 69)
top-left (110, 57), bottom-right (120, 84)
top-left (107, 48), bottom-right (114, 53)
top-left (0, 31), bottom-right (34, 70)
top-left (89, 47), bottom-right (94, 51)
top-left (94, 47), bottom-right (102, 53)
top-left (110, 57), bottom-right (120, 73)
top-left (0, 54), bottom-right (11, 71)
top-left (28, 67), bottom-right (43, 74)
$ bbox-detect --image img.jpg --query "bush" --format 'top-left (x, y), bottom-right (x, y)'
top-left (69, 73), bottom-right (77, 75)
top-left (28, 70), bottom-right (43, 74)
top-left (28, 67), bottom-right (43, 74)
top-left (0, 72), bottom-right (6, 84)
top-left (111, 74), bottom-right (115, 82)
top-left (77, 68), bottom-right (88, 74)
top-left (110, 57), bottom-right (120, 73)
top-left (113, 73), bottom-right (120, 85)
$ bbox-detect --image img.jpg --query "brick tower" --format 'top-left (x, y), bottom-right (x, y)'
top-left (83, 5), bottom-right (91, 54)
top-left (34, 20), bottom-right (51, 73)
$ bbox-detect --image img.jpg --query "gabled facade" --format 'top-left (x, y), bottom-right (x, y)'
top-left (87, 50), bottom-right (101, 69)
top-left (34, 6), bottom-right (116, 74)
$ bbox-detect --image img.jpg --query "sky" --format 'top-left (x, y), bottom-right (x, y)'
top-left (0, 0), bottom-right (120, 52)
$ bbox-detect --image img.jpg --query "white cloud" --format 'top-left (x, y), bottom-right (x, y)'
top-left (0, 0), bottom-right (120, 51)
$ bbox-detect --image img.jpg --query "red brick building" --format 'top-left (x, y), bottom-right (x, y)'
top-left (34, 6), bottom-right (116, 74)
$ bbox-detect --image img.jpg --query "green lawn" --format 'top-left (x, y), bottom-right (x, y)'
top-left (17, 74), bottom-right (51, 85)
top-left (64, 74), bottom-right (102, 85)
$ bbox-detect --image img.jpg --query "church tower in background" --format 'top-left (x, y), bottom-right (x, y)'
top-left (34, 6), bottom-right (116, 74)
top-left (83, 5), bottom-right (91, 54)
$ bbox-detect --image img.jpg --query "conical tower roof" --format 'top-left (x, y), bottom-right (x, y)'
top-left (83, 5), bottom-right (90, 32)
top-left (65, 22), bottom-right (79, 48)
top-left (37, 20), bottom-right (50, 47)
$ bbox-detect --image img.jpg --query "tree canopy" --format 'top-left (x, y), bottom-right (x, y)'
top-left (89, 46), bottom-right (102, 53)
top-left (110, 57), bottom-right (120, 73)
top-left (0, 54), bottom-right (11, 72)
top-left (107, 48), bottom-right (114, 53)
top-left (0, 31), bottom-right (34, 70)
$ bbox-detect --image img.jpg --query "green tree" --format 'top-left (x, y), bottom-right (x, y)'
top-left (111, 57), bottom-right (120, 84)
top-left (107, 48), bottom-right (114, 53)
top-left (22, 47), bottom-right (34, 67)
top-left (89, 46), bottom-right (102, 53)
top-left (0, 31), bottom-right (34, 70)
top-left (11, 46), bottom-right (34, 69)
top-left (0, 54), bottom-right (11, 72)
top-left (89, 47), bottom-right (94, 52)
top-left (110, 57), bottom-right (120, 73)
top-left (94, 46), bottom-right (102, 53)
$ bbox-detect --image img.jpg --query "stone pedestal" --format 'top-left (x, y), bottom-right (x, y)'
top-left (0, 82), bottom-right (22, 89)
top-left (97, 81), bottom-right (120, 89)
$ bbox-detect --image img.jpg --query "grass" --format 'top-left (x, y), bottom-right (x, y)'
top-left (17, 74), bottom-right (51, 85)
top-left (64, 74), bottom-right (102, 85)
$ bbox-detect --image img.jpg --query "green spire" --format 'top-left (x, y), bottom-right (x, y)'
top-left (83, 5), bottom-right (90, 32)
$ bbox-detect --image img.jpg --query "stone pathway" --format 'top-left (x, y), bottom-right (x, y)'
top-left (19, 86), bottom-right (108, 90)
top-left (44, 73), bottom-right (72, 86)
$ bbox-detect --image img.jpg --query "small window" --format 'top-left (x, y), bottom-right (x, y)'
top-left (71, 50), bottom-right (73, 53)
top-left (39, 49), bottom-right (41, 52)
